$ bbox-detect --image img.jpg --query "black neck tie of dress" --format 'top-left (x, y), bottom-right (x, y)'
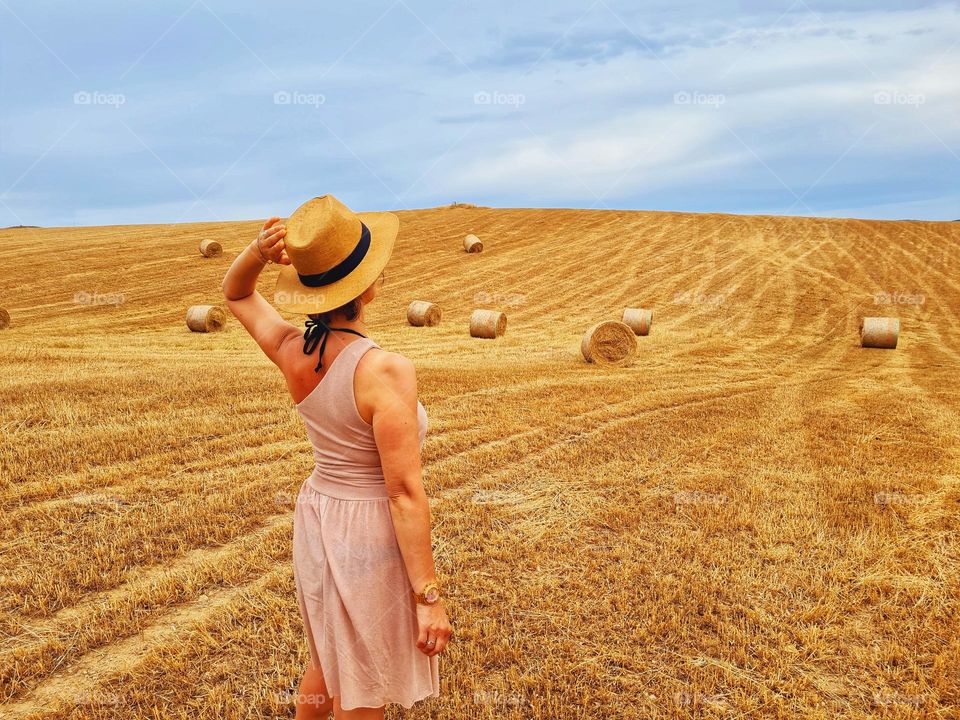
top-left (303, 319), bottom-right (367, 373)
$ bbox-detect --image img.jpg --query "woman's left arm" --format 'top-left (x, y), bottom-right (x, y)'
top-left (222, 217), bottom-right (301, 366)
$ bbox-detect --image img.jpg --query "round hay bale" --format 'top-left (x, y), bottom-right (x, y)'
top-left (581, 321), bottom-right (637, 366)
top-left (186, 305), bottom-right (227, 333)
top-left (464, 234), bottom-right (483, 253)
top-left (407, 300), bottom-right (442, 327)
top-left (622, 307), bottom-right (653, 336)
top-left (0, 308), bottom-right (9, 330)
top-left (199, 239), bottom-right (223, 258)
top-left (470, 309), bottom-right (506, 338)
top-left (860, 316), bottom-right (899, 349)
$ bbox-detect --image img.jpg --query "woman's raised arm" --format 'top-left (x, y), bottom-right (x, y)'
top-left (222, 217), bottom-right (300, 366)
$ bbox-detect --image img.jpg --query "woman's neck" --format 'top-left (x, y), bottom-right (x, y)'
top-left (326, 313), bottom-right (368, 337)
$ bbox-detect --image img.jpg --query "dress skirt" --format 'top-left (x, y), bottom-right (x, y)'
top-left (292, 473), bottom-right (440, 711)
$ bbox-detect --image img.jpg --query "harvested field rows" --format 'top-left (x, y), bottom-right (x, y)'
top-left (1, 207), bottom-right (958, 718)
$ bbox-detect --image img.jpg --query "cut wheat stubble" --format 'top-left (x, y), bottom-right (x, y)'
top-left (463, 234), bottom-right (483, 253)
top-left (860, 316), bottom-right (900, 349)
top-left (407, 300), bottom-right (442, 327)
top-left (199, 240), bottom-right (223, 258)
top-left (622, 308), bottom-right (653, 336)
top-left (581, 320), bottom-right (637, 366)
top-left (470, 309), bottom-right (506, 338)
top-left (186, 305), bottom-right (227, 333)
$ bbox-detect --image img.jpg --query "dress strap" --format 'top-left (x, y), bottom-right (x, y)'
top-left (303, 318), bottom-right (368, 373)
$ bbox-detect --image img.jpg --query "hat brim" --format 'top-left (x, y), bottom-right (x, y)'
top-left (274, 211), bottom-right (399, 314)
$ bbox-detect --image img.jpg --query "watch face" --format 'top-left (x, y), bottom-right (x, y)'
top-left (425, 587), bottom-right (440, 603)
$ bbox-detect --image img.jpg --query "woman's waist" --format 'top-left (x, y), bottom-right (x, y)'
top-left (304, 467), bottom-right (388, 500)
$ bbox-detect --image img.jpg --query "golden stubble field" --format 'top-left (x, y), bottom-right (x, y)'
top-left (0, 206), bottom-right (958, 719)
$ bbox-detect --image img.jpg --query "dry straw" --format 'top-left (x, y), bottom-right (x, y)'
top-left (186, 305), bottom-right (227, 333)
top-left (622, 307), bottom-right (653, 336)
top-left (470, 309), bottom-right (506, 338)
top-left (407, 300), bottom-right (442, 327)
top-left (199, 240), bottom-right (223, 258)
top-left (581, 321), bottom-right (637, 366)
top-left (0, 308), bottom-right (9, 330)
top-left (860, 317), bottom-right (899, 349)
top-left (463, 234), bottom-right (483, 253)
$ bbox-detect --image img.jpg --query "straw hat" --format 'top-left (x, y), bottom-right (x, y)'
top-left (274, 195), bottom-right (399, 314)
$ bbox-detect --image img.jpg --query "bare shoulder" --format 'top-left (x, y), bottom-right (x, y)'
top-left (356, 348), bottom-right (418, 417)
top-left (359, 348), bottom-right (417, 388)
top-left (273, 324), bottom-right (309, 372)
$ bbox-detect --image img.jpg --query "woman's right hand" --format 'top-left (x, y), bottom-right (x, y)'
top-left (254, 216), bottom-right (290, 264)
top-left (416, 601), bottom-right (452, 657)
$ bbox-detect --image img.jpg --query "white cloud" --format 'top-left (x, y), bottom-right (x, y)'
top-left (2, 1), bottom-right (957, 224)
top-left (422, 3), bottom-right (960, 216)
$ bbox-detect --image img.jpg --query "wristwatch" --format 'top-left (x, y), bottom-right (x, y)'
top-left (413, 581), bottom-right (442, 605)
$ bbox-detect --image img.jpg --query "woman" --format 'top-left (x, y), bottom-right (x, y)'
top-left (221, 195), bottom-right (451, 719)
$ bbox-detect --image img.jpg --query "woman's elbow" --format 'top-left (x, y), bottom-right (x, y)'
top-left (222, 284), bottom-right (251, 303)
top-left (387, 481), bottom-right (427, 507)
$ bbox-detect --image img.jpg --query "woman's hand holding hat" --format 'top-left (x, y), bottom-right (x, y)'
top-left (254, 217), bottom-right (291, 265)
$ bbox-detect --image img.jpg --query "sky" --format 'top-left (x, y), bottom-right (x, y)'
top-left (0, 0), bottom-right (957, 227)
